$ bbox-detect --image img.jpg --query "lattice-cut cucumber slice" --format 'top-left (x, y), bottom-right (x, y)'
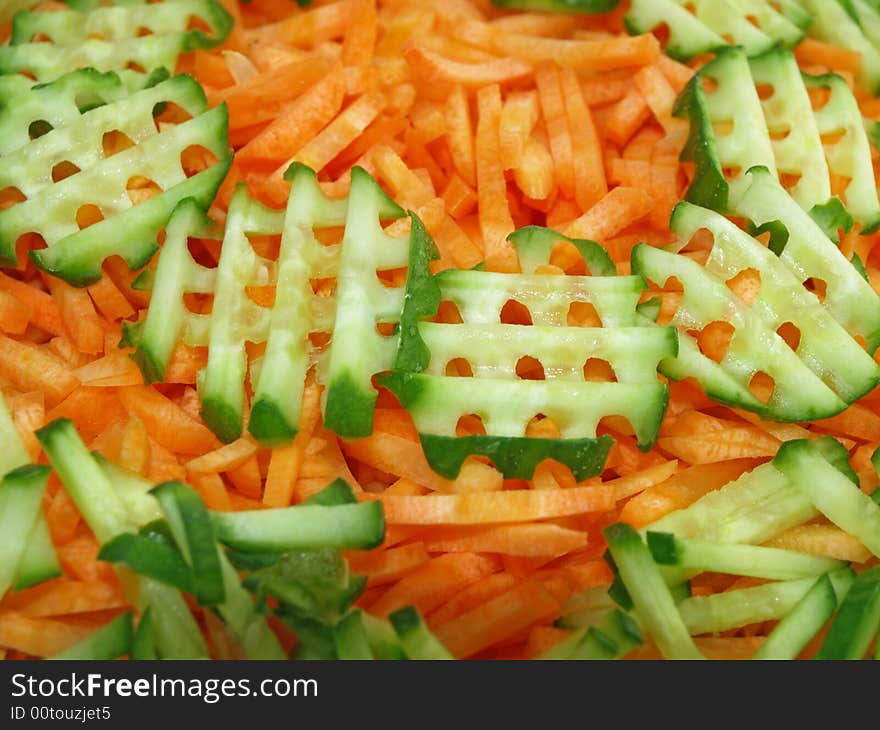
top-left (748, 47), bottom-right (834, 220)
top-left (0, 73), bottom-right (209, 198)
top-left (675, 47), bottom-right (775, 213)
top-left (199, 187), bottom-right (284, 444)
top-left (322, 166), bottom-right (409, 440)
top-left (11, 0), bottom-right (231, 47)
top-left (248, 163), bottom-right (349, 445)
top-left (734, 167), bottom-right (880, 353)
top-left (625, 0), bottom-right (804, 62)
top-left (2, 0), bottom-right (231, 86)
top-left (124, 198), bottom-right (221, 384)
top-left (635, 200), bottom-right (879, 418)
top-left (508, 225), bottom-right (615, 276)
top-left (0, 68), bottom-right (128, 157)
top-left (800, 0), bottom-right (880, 95)
top-left (438, 269), bottom-right (645, 329)
top-left (4, 99), bottom-right (230, 284)
top-left (381, 225), bottom-right (676, 480)
top-left (801, 72), bottom-right (880, 233)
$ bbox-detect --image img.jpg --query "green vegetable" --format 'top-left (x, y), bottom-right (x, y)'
top-left (98, 532), bottom-right (195, 594)
top-left (0, 465), bottom-right (54, 597)
top-left (646, 531), bottom-right (845, 581)
top-left (817, 565), bottom-right (880, 659)
top-left (540, 609), bottom-right (643, 660)
top-left (381, 224), bottom-right (676, 479)
top-left (753, 575), bottom-right (844, 660)
top-left (334, 610), bottom-right (374, 660)
top-left (0, 70), bottom-right (231, 284)
top-left (677, 568), bottom-right (855, 635)
top-left (212, 500), bottom-right (385, 553)
top-left (603, 523), bottom-right (703, 660)
top-left (47, 612), bottom-right (134, 660)
top-left (633, 200), bottom-right (880, 420)
top-left (2, 0), bottom-right (232, 87)
top-left (490, 0), bottom-right (619, 14)
top-left (773, 439), bottom-right (880, 558)
top-left (389, 606), bottom-right (455, 660)
top-left (625, 0), bottom-right (805, 62)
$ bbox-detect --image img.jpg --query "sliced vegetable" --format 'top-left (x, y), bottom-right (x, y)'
top-left (817, 566), bottom-right (880, 660)
top-left (389, 606), bottom-right (455, 659)
top-left (47, 612), bottom-right (133, 660)
top-left (0, 464), bottom-right (52, 597)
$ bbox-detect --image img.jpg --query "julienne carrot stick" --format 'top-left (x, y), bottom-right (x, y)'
top-left (1, 0), bottom-right (880, 664)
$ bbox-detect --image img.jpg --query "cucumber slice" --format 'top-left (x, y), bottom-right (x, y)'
top-left (305, 478), bottom-right (358, 506)
top-left (361, 612), bottom-right (407, 660)
top-left (753, 574), bottom-right (847, 660)
top-left (817, 566), bottom-right (880, 660)
top-left (334, 610), bottom-right (374, 660)
top-left (94, 454), bottom-right (162, 527)
top-left (131, 607), bottom-right (158, 661)
top-left (36, 418), bottom-right (133, 543)
top-left (13, 512), bottom-right (62, 591)
top-left (47, 612), bottom-right (133, 660)
top-left (152, 481), bottom-right (225, 606)
top-left (603, 523), bottom-right (703, 659)
top-left (541, 609), bottom-right (643, 660)
top-left (773, 439), bottom-right (880, 558)
top-left (98, 532), bottom-right (195, 594)
top-left (678, 568), bottom-right (854, 635)
top-left (140, 577), bottom-right (210, 659)
top-left (0, 465), bottom-right (52, 597)
top-left (212, 501), bottom-right (385, 553)
top-left (646, 532), bottom-right (845, 581)
top-left (0, 394), bottom-right (29, 475)
top-left (389, 606), bottom-right (455, 659)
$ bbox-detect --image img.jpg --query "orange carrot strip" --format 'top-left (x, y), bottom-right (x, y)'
top-left (629, 637), bottom-right (765, 660)
top-left (657, 427), bottom-right (781, 464)
top-left (812, 403), bottom-right (880, 442)
top-left (403, 44), bottom-right (532, 88)
top-left (605, 86), bottom-right (651, 146)
top-left (524, 625), bottom-right (571, 658)
top-left (633, 64), bottom-right (687, 135)
top-left (43, 276), bottom-right (103, 355)
top-left (47, 387), bottom-right (125, 443)
top-left (609, 459), bottom-right (679, 501)
top-left (346, 542), bottom-right (431, 586)
top-left (325, 112), bottom-right (408, 179)
top-left (368, 552), bottom-right (499, 617)
top-left (620, 459), bottom-right (760, 527)
top-left (57, 535), bottom-right (113, 584)
top-left (147, 437), bottom-right (186, 484)
top-left (794, 37), bottom-right (862, 75)
top-left (0, 272), bottom-right (64, 335)
top-left (118, 385), bottom-right (220, 456)
top-left (86, 275), bottom-right (135, 321)
top-left (433, 579), bottom-right (560, 658)
top-left (657, 54), bottom-right (695, 92)
top-left (243, 1), bottom-right (348, 48)
top-left (70, 351), bottom-right (143, 387)
top-left (499, 90), bottom-right (539, 171)
top-left (535, 62), bottom-right (575, 200)
top-left (458, 21), bottom-right (660, 71)
top-left (563, 186), bottom-right (652, 240)
top-left (444, 84), bottom-right (476, 186)
top-left (282, 90), bottom-right (386, 176)
top-left (262, 378), bottom-right (321, 507)
top-left (189, 471), bottom-right (233, 512)
top-left (164, 344), bottom-right (207, 385)
top-left (118, 414), bottom-right (150, 476)
top-left (209, 55), bottom-right (332, 130)
top-left (226, 456), bottom-right (263, 499)
top-left (186, 438), bottom-right (257, 474)
top-left (421, 523), bottom-right (588, 557)
top-left (581, 69), bottom-right (633, 107)
top-left (475, 83), bottom-right (517, 272)
top-left (375, 484), bottom-right (615, 525)
top-left (0, 289), bottom-right (28, 334)
top-left (344, 431), bottom-right (451, 493)
top-left (7, 579), bottom-right (125, 618)
top-left (514, 134), bottom-right (555, 200)
top-left (342, 0), bottom-right (376, 68)
top-left (0, 335), bottom-right (79, 407)
top-left (46, 487), bottom-right (80, 545)
top-left (0, 611), bottom-right (104, 657)
top-left (561, 66), bottom-right (607, 211)
top-left (427, 572), bottom-right (519, 627)
top-left (442, 173), bottom-right (478, 219)
top-left (237, 65), bottom-right (346, 163)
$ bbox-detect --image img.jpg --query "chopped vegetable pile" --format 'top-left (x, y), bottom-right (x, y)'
top-left (3, 0), bottom-right (880, 661)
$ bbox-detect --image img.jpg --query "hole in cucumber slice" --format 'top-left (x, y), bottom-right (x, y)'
top-left (456, 414), bottom-right (487, 437)
top-left (583, 358), bottom-right (617, 383)
top-left (444, 358), bottom-right (473, 377)
top-left (756, 83), bottom-right (775, 101)
top-left (748, 370), bottom-right (775, 404)
top-left (500, 299), bottom-right (532, 326)
top-left (181, 144), bottom-right (220, 177)
top-left (126, 176), bottom-right (163, 206)
top-left (515, 355), bottom-right (545, 381)
top-left (566, 301), bottom-right (602, 328)
top-left (135, 26), bottom-right (154, 37)
top-left (725, 267), bottom-right (761, 306)
top-left (695, 320), bottom-right (734, 364)
top-left (102, 130), bottom-right (136, 159)
top-left (804, 276), bottom-right (827, 303)
top-left (0, 186), bottom-right (26, 212)
top-left (28, 120), bottom-right (53, 140)
top-left (75, 204), bottom-right (104, 230)
top-left (776, 321), bottom-right (801, 351)
top-left (51, 161), bottom-right (81, 183)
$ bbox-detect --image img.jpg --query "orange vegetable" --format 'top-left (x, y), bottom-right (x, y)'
top-left (403, 45), bottom-right (533, 88)
top-left (420, 523), bottom-right (588, 557)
